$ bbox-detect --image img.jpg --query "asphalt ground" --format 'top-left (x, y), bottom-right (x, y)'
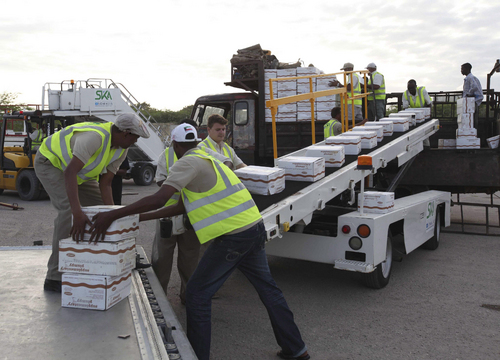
top-left (1, 183), bottom-right (499, 360)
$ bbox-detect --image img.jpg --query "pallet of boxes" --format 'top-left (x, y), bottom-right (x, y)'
top-left (59, 206), bottom-right (139, 310)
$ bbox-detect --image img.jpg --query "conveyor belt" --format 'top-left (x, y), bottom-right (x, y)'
top-left (252, 119), bottom-right (431, 212)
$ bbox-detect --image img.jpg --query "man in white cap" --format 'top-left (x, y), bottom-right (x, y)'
top-left (89, 123), bottom-right (310, 360)
top-left (328, 62), bottom-right (364, 123)
top-left (365, 63), bottom-right (386, 120)
top-left (34, 112), bottom-right (150, 292)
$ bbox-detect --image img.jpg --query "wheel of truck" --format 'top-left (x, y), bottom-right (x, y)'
top-left (363, 231), bottom-right (393, 289)
top-left (421, 207), bottom-right (441, 250)
top-left (16, 170), bottom-right (42, 201)
top-left (133, 165), bottom-right (155, 186)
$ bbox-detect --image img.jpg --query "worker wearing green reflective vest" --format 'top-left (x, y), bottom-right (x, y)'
top-left (329, 62), bottom-right (364, 123)
top-left (151, 119), bottom-right (231, 304)
top-left (34, 113), bottom-right (150, 292)
top-left (88, 123), bottom-right (310, 360)
top-left (324, 107), bottom-right (343, 138)
top-left (366, 63), bottom-right (386, 120)
top-left (403, 79), bottom-right (432, 109)
top-left (29, 123), bottom-right (47, 151)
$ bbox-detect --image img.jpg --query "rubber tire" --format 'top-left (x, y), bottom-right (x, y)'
top-left (133, 165), bottom-right (155, 186)
top-left (0, 188), bottom-right (3, 195)
top-left (16, 170), bottom-right (42, 201)
top-left (422, 207), bottom-right (441, 250)
top-left (363, 231), bottom-right (393, 289)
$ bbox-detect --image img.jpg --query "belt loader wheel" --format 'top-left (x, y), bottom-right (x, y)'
top-left (421, 206), bottom-right (441, 250)
top-left (133, 164), bottom-right (155, 186)
top-left (16, 170), bottom-right (42, 201)
top-left (363, 231), bottom-right (393, 289)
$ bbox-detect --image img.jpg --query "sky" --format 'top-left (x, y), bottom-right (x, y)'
top-left (1, 0), bottom-right (500, 111)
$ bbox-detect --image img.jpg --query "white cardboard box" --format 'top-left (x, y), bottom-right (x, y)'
top-left (343, 131), bottom-right (377, 149)
top-left (353, 125), bottom-right (384, 142)
top-left (487, 135), bottom-right (499, 149)
top-left (390, 112), bottom-right (416, 127)
top-left (380, 118), bottom-right (410, 132)
top-left (456, 137), bottom-right (480, 149)
top-left (59, 238), bottom-right (136, 276)
top-left (305, 145), bottom-right (345, 168)
top-left (403, 107), bottom-right (430, 119)
top-left (458, 113), bottom-right (474, 129)
top-left (61, 272), bottom-right (132, 310)
top-left (315, 110), bottom-right (332, 121)
top-left (81, 206), bottom-right (139, 242)
top-left (457, 97), bottom-right (475, 114)
top-left (358, 191), bottom-right (395, 214)
top-left (326, 135), bottom-right (362, 155)
top-left (456, 128), bottom-right (477, 138)
top-left (365, 121), bottom-right (393, 136)
top-left (234, 166), bottom-right (285, 195)
top-left (277, 156), bottom-right (325, 182)
top-left (438, 139), bottom-right (456, 149)
top-left (401, 109), bottom-right (425, 123)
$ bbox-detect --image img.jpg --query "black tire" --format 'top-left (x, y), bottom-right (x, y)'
top-left (133, 165), bottom-right (155, 186)
top-left (363, 231), bottom-right (393, 289)
top-left (16, 170), bottom-right (42, 201)
top-left (0, 189), bottom-right (4, 195)
top-left (422, 207), bottom-right (441, 250)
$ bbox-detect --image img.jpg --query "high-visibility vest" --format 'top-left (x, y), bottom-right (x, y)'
top-left (367, 72), bottom-right (386, 101)
top-left (324, 119), bottom-right (340, 138)
top-left (199, 136), bottom-right (235, 163)
top-left (347, 73), bottom-right (362, 106)
top-left (163, 147), bottom-right (180, 207)
top-left (181, 151), bottom-right (262, 244)
top-left (39, 122), bottom-right (125, 185)
top-left (404, 87), bottom-right (426, 108)
top-left (31, 129), bottom-right (45, 149)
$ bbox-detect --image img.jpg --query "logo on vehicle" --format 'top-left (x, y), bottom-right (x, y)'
top-left (95, 90), bottom-right (113, 100)
top-left (427, 202), bottom-right (434, 219)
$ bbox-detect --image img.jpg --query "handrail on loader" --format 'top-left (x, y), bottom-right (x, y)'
top-left (265, 69), bottom-right (372, 160)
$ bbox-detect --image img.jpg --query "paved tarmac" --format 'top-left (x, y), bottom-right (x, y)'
top-left (1, 182), bottom-right (499, 360)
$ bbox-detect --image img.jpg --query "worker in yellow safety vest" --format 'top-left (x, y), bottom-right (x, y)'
top-left (366, 63), bottom-right (386, 120)
top-left (88, 123), bottom-right (310, 360)
top-left (34, 113), bottom-right (150, 293)
top-left (403, 79), bottom-right (432, 109)
top-left (328, 62), bottom-right (363, 123)
top-left (30, 123), bottom-right (47, 151)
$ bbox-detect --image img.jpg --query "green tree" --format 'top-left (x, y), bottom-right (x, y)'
top-left (135, 102), bottom-right (194, 124)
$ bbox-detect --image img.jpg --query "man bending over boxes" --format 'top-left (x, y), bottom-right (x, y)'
top-left (89, 124), bottom-right (310, 360)
top-left (34, 113), bottom-right (150, 292)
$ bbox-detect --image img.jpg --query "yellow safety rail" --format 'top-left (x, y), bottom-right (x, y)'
top-left (265, 69), bottom-right (371, 159)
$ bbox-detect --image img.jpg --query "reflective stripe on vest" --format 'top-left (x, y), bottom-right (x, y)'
top-left (404, 87), bottom-right (426, 108)
top-left (324, 119), bottom-right (339, 138)
top-left (347, 73), bottom-right (362, 105)
top-left (367, 72), bottom-right (386, 100)
top-left (164, 147), bottom-right (180, 207)
top-left (199, 137), bottom-right (234, 162)
top-left (181, 151), bottom-right (261, 244)
top-left (39, 122), bottom-right (125, 184)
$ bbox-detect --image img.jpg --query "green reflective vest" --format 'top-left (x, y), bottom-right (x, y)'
top-left (324, 119), bottom-right (340, 138)
top-left (404, 87), bottom-right (426, 108)
top-left (181, 151), bottom-right (262, 244)
top-left (199, 137), bottom-right (235, 163)
top-left (367, 71), bottom-right (386, 101)
top-left (39, 122), bottom-right (125, 185)
top-left (31, 129), bottom-right (45, 149)
top-left (348, 73), bottom-right (362, 106)
top-left (163, 147), bottom-right (180, 207)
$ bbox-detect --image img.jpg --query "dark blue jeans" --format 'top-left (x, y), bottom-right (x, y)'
top-left (186, 221), bottom-right (307, 360)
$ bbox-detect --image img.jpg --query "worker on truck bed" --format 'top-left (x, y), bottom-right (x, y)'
top-left (34, 113), bottom-right (150, 292)
top-left (324, 107), bottom-right (367, 138)
top-left (88, 124), bottom-right (310, 360)
top-left (328, 62), bottom-right (364, 123)
top-left (199, 114), bottom-right (247, 169)
top-left (461, 62), bottom-right (483, 128)
top-left (366, 63), bottom-right (386, 120)
top-left (152, 119), bottom-right (231, 305)
top-left (403, 79), bottom-right (432, 109)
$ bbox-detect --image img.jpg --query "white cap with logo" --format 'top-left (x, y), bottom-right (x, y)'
top-left (171, 124), bottom-right (201, 142)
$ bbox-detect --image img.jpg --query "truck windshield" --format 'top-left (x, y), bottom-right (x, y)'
top-left (193, 105), bottom-right (226, 126)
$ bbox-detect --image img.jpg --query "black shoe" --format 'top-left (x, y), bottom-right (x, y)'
top-left (44, 279), bottom-right (62, 293)
top-left (135, 253), bottom-right (152, 269)
top-left (277, 350), bottom-right (310, 360)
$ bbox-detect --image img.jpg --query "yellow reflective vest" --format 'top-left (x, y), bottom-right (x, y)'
top-left (163, 147), bottom-right (180, 207)
top-left (39, 122), bottom-right (125, 185)
top-left (367, 71), bottom-right (386, 101)
top-left (199, 136), bottom-right (235, 163)
top-left (31, 129), bottom-right (45, 149)
top-left (348, 73), bottom-right (362, 106)
top-left (324, 119), bottom-right (340, 138)
top-left (181, 151), bottom-right (262, 244)
top-left (404, 87), bottom-right (427, 108)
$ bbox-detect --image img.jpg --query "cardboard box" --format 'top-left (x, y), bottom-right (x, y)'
top-left (277, 156), bottom-right (325, 182)
top-left (326, 135), bottom-right (362, 155)
top-left (343, 130), bottom-right (377, 149)
top-left (458, 113), bottom-right (474, 129)
top-left (81, 206), bottom-right (139, 242)
top-left (277, 69), bottom-right (297, 92)
top-left (456, 128), bottom-right (477, 138)
top-left (316, 75), bottom-right (337, 90)
top-left (365, 121), bottom-right (393, 136)
top-left (277, 113), bottom-right (297, 122)
top-left (358, 191), bottom-right (395, 214)
top-left (305, 145), bottom-right (345, 168)
top-left (401, 109), bottom-right (425, 123)
top-left (438, 139), bottom-right (456, 149)
top-left (379, 117), bottom-right (410, 132)
top-left (353, 125), bottom-right (384, 142)
top-left (457, 97), bottom-right (475, 114)
top-left (62, 272), bottom-right (132, 310)
top-left (234, 166), bottom-right (285, 195)
top-left (390, 112), bottom-right (416, 127)
top-left (59, 238), bottom-right (136, 276)
top-left (315, 110), bottom-right (332, 121)
top-left (456, 137), bottom-right (480, 149)
top-left (487, 135), bottom-right (500, 149)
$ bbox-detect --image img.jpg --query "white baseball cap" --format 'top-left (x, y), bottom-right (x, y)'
top-left (115, 113), bottom-right (150, 138)
top-left (366, 63), bottom-right (377, 69)
top-left (171, 124), bottom-right (201, 142)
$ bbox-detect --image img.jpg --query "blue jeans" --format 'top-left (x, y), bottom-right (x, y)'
top-left (186, 221), bottom-right (307, 360)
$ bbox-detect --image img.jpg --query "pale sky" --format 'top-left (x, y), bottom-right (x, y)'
top-left (2, 0), bottom-right (499, 111)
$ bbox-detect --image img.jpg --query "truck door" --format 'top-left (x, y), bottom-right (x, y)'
top-left (232, 99), bottom-right (256, 165)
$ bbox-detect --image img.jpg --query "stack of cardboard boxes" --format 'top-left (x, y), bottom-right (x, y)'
top-left (60, 205), bottom-right (139, 310)
top-left (456, 97), bottom-right (480, 149)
